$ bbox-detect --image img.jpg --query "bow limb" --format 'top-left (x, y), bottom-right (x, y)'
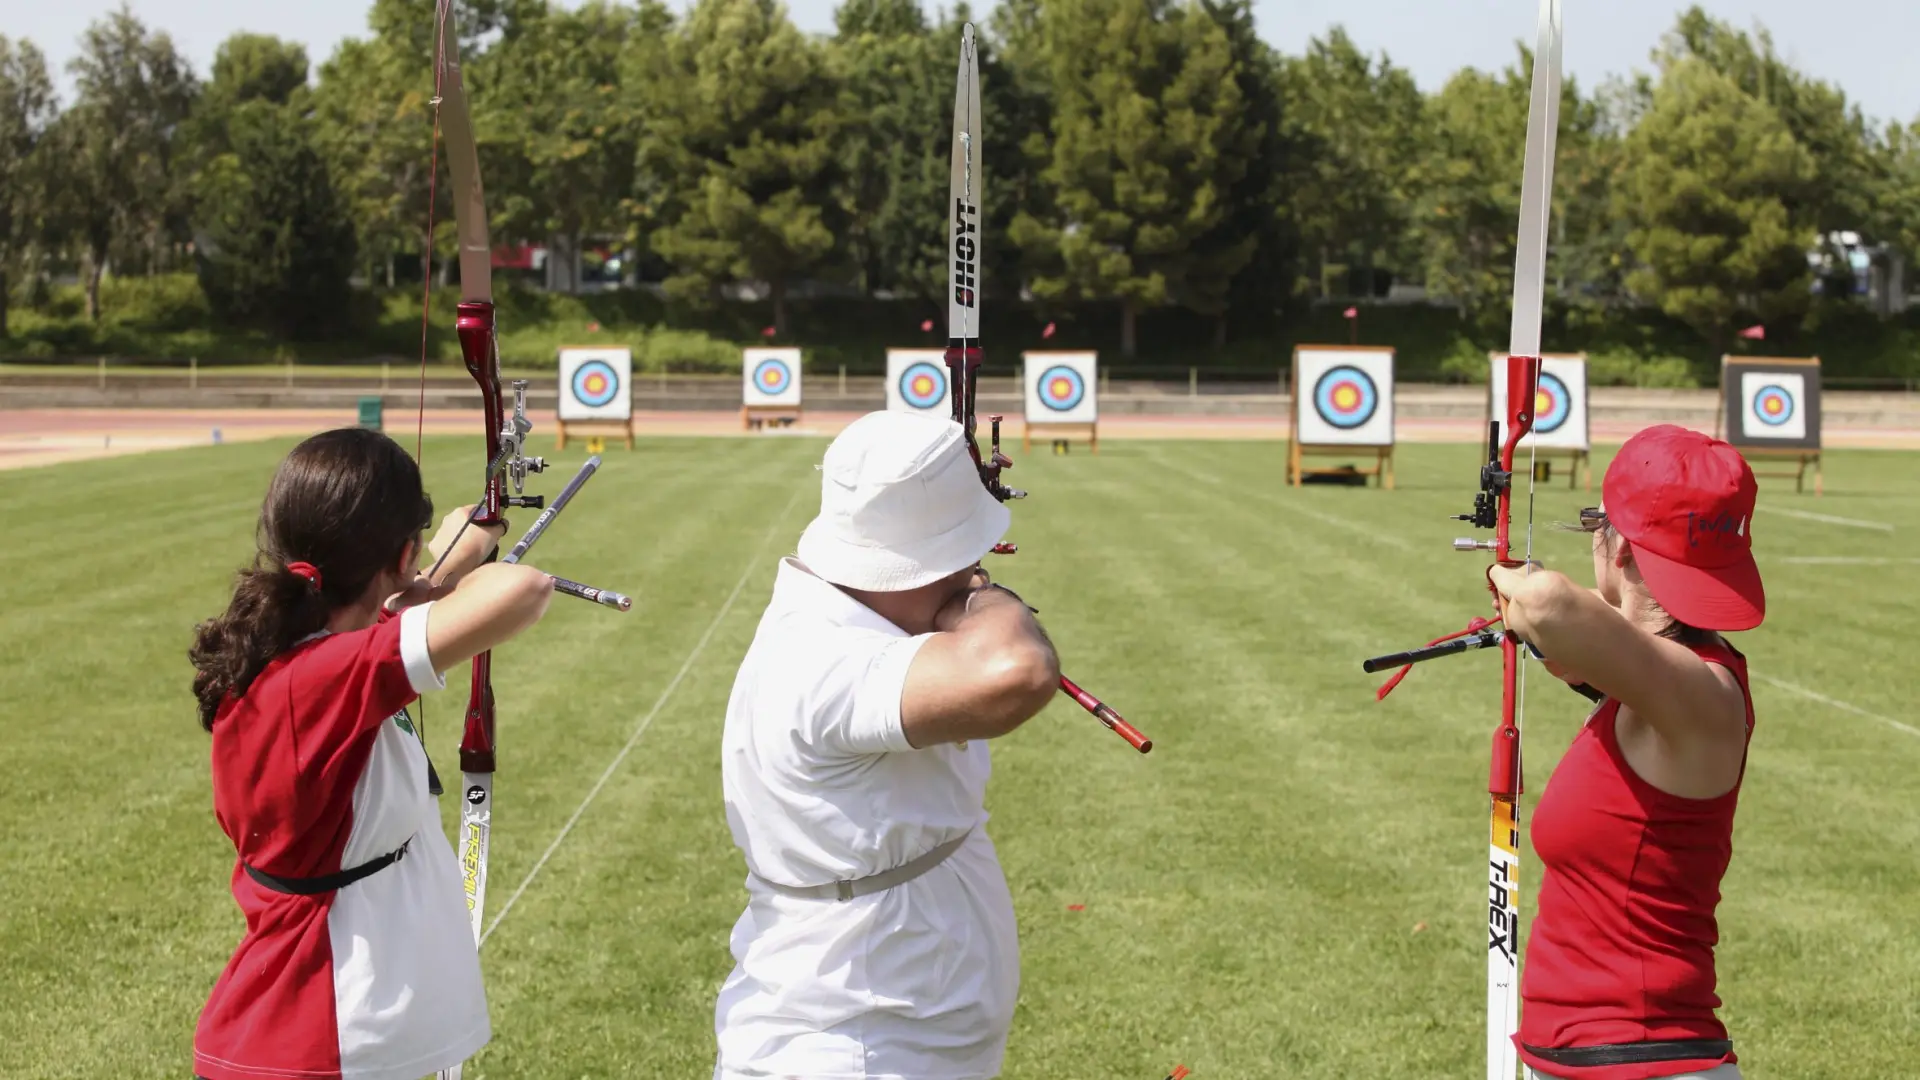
top-left (942, 24), bottom-right (1147, 755)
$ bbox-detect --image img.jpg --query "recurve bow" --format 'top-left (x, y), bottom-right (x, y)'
top-left (944, 23), bottom-right (1151, 755)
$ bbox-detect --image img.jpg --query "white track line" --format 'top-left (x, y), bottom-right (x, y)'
top-left (1752, 673), bottom-right (1920, 740)
top-left (1757, 506), bottom-right (1895, 532)
top-left (479, 486), bottom-right (804, 946)
top-left (1775, 556), bottom-right (1920, 566)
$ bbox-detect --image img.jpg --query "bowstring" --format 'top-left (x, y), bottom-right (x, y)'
top-left (411, 8), bottom-right (449, 771)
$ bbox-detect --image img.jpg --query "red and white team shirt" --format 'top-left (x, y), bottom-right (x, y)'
top-left (194, 603), bottom-right (489, 1080)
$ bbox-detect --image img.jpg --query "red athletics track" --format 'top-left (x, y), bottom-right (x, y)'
top-left (4, 406), bottom-right (1917, 471)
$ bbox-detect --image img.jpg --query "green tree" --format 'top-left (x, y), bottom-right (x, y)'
top-left (1008, 0), bottom-right (1258, 356)
top-left (1617, 56), bottom-right (1817, 351)
top-left (486, 0), bottom-right (656, 292)
top-left (1208, 0), bottom-right (1298, 340)
top-left (0, 37), bottom-right (57, 335)
top-left (1664, 7), bottom-right (1878, 298)
top-left (637, 0), bottom-right (844, 334)
top-left (1412, 46), bottom-right (1614, 340)
top-left (189, 34), bottom-right (355, 338)
top-left (60, 5), bottom-right (198, 319)
top-left (829, 0), bottom-right (946, 307)
top-left (1276, 28), bottom-right (1424, 299)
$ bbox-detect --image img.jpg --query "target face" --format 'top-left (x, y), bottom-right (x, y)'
top-left (1312, 366), bottom-right (1378, 429)
top-left (556, 347), bottom-right (632, 420)
top-left (1037, 365), bottom-right (1086, 412)
top-left (753, 358), bottom-right (793, 395)
top-left (1751, 384), bottom-right (1794, 426)
top-left (1533, 372), bottom-right (1572, 434)
top-left (899, 362), bottom-right (948, 410)
top-left (1732, 366), bottom-right (1813, 444)
top-left (571, 360), bottom-right (619, 408)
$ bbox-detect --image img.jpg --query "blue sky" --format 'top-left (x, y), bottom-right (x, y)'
top-left (12, 0), bottom-right (1919, 125)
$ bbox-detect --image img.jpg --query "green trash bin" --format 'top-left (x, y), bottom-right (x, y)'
top-left (358, 396), bottom-right (384, 431)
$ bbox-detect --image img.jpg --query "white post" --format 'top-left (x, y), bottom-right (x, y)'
top-left (839, 365), bottom-right (846, 396)
top-left (1189, 367), bottom-right (1197, 398)
top-left (190, 356), bottom-right (198, 390)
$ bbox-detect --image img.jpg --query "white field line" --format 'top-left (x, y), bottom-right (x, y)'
top-left (1752, 673), bottom-right (1920, 741)
top-left (1775, 556), bottom-right (1920, 566)
top-left (479, 486), bottom-right (804, 946)
top-left (1757, 506), bottom-right (1895, 532)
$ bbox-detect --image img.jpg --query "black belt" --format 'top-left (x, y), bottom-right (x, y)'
top-left (1523, 1039), bottom-right (1733, 1068)
top-left (243, 839), bottom-right (412, 896)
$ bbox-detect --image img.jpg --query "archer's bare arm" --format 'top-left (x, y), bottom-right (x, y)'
top-left (424, 563), bottom-right (555, 674)
top-left (899, 586), bottom-right (1061, 748)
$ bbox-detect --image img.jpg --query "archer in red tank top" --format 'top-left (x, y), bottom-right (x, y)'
top-left (1489, 425), bottom-right (1766, 1080)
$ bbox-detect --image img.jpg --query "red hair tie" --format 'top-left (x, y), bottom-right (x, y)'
top-left (286, 561), bottom-right (323, 590)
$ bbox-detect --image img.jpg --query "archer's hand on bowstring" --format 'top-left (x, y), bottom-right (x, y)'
top-left (389, 504), bottom-right (509, 610)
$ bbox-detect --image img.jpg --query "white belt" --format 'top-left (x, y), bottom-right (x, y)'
top-left (751, 830), bottom-right (972, 902)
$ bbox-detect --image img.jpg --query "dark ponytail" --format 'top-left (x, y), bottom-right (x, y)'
top-left (189, 428), bottom-right (433, 730)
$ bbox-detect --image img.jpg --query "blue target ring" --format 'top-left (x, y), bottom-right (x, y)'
top-left (1534, 371), bottom-right (1571, 434)
top-left (1752, 384), bottom-right (1794, 426)
top-left (570, 359), bottom-right (620, 408)
top-left (752, 357), bottom-right (793, 396)
top-left (898, 362), bottom-right (948, 410)
top-left (1312, 365), bottom-right (1378, 429)
top-left (1037, 365), bottom-right (1086, 412)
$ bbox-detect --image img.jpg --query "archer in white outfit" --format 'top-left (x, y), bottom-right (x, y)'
top-left (714, 411), bottom-right (1063, 1080)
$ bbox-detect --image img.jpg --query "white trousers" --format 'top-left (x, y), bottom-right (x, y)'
top-left (1530, 1065), bottom-right (1742, 1080)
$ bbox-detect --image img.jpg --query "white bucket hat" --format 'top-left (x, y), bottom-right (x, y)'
top-left (796, 411), bottom-right (1012, 592)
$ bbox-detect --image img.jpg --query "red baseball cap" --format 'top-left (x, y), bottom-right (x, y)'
top-left (1602, 425), bottom-right (1765, 631)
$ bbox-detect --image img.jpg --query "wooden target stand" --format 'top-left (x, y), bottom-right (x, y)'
top-left (555, 418), bottom-right (633, 451)
top-left (1733, 449), bottom-right (1821, 494)
top-left (1023, 421), bottom-right (1098, 455)
top-left (741, 405), bottom-right (803, 430)
top-left (1284, 361), bottom-right (1393, 488)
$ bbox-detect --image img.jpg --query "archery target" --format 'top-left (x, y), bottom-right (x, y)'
top-left (1740, 372), bottom-right (1807, 440)
top-left (742, 347), bottom-right (803, 407)
top-left (557, 347), bottom-right (632, 421)
top-left (1487, 353), bottom-right (1588, 450)
top-left (1023, 351), bottom-right (1098, 424)
top-left (885, 349), bottom-right (951, 415)
top-left (1720, 357), bottom-right (1820, 449)
top-left (1293, 347), bottom-right (1393, 446)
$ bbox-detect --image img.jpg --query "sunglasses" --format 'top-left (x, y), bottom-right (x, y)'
top-left (1577, 506), bottom-right (1608, 530)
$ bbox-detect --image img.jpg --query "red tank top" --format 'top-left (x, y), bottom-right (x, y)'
top-left (1517, 640), bottom-right (1752, 1080)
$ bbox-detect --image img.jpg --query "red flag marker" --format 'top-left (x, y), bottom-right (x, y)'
top-left (1042, 321), bottom-right (1056, 339)
top-left (760, 326), bottom-right (776, 338)
top-left (1738, 324), bottom-right (1765, 340)
top-left (586, 320), bottom-right (601, 333)
top-left (1066, 904), bottom-right (1084, 911)
top-left (921, 319), bottom-right (934, 332)
top-left (1343, 306), bottom-right (1358, 319)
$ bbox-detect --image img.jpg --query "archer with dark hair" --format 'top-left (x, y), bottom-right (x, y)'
top-left (1490, 425), bottom-right (1765, 1080)
top-left (187, 427), bottom-right (554, 1080)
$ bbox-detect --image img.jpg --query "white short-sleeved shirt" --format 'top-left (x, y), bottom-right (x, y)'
top-left (713, 558), bottom-right (1020, 1080)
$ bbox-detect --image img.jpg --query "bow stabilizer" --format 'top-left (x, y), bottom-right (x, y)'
top-left (942, 23), bottom-right (1150, 755)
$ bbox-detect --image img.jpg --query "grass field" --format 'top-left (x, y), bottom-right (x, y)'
top-left (4, 433), bottom-right (1918, 1079)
